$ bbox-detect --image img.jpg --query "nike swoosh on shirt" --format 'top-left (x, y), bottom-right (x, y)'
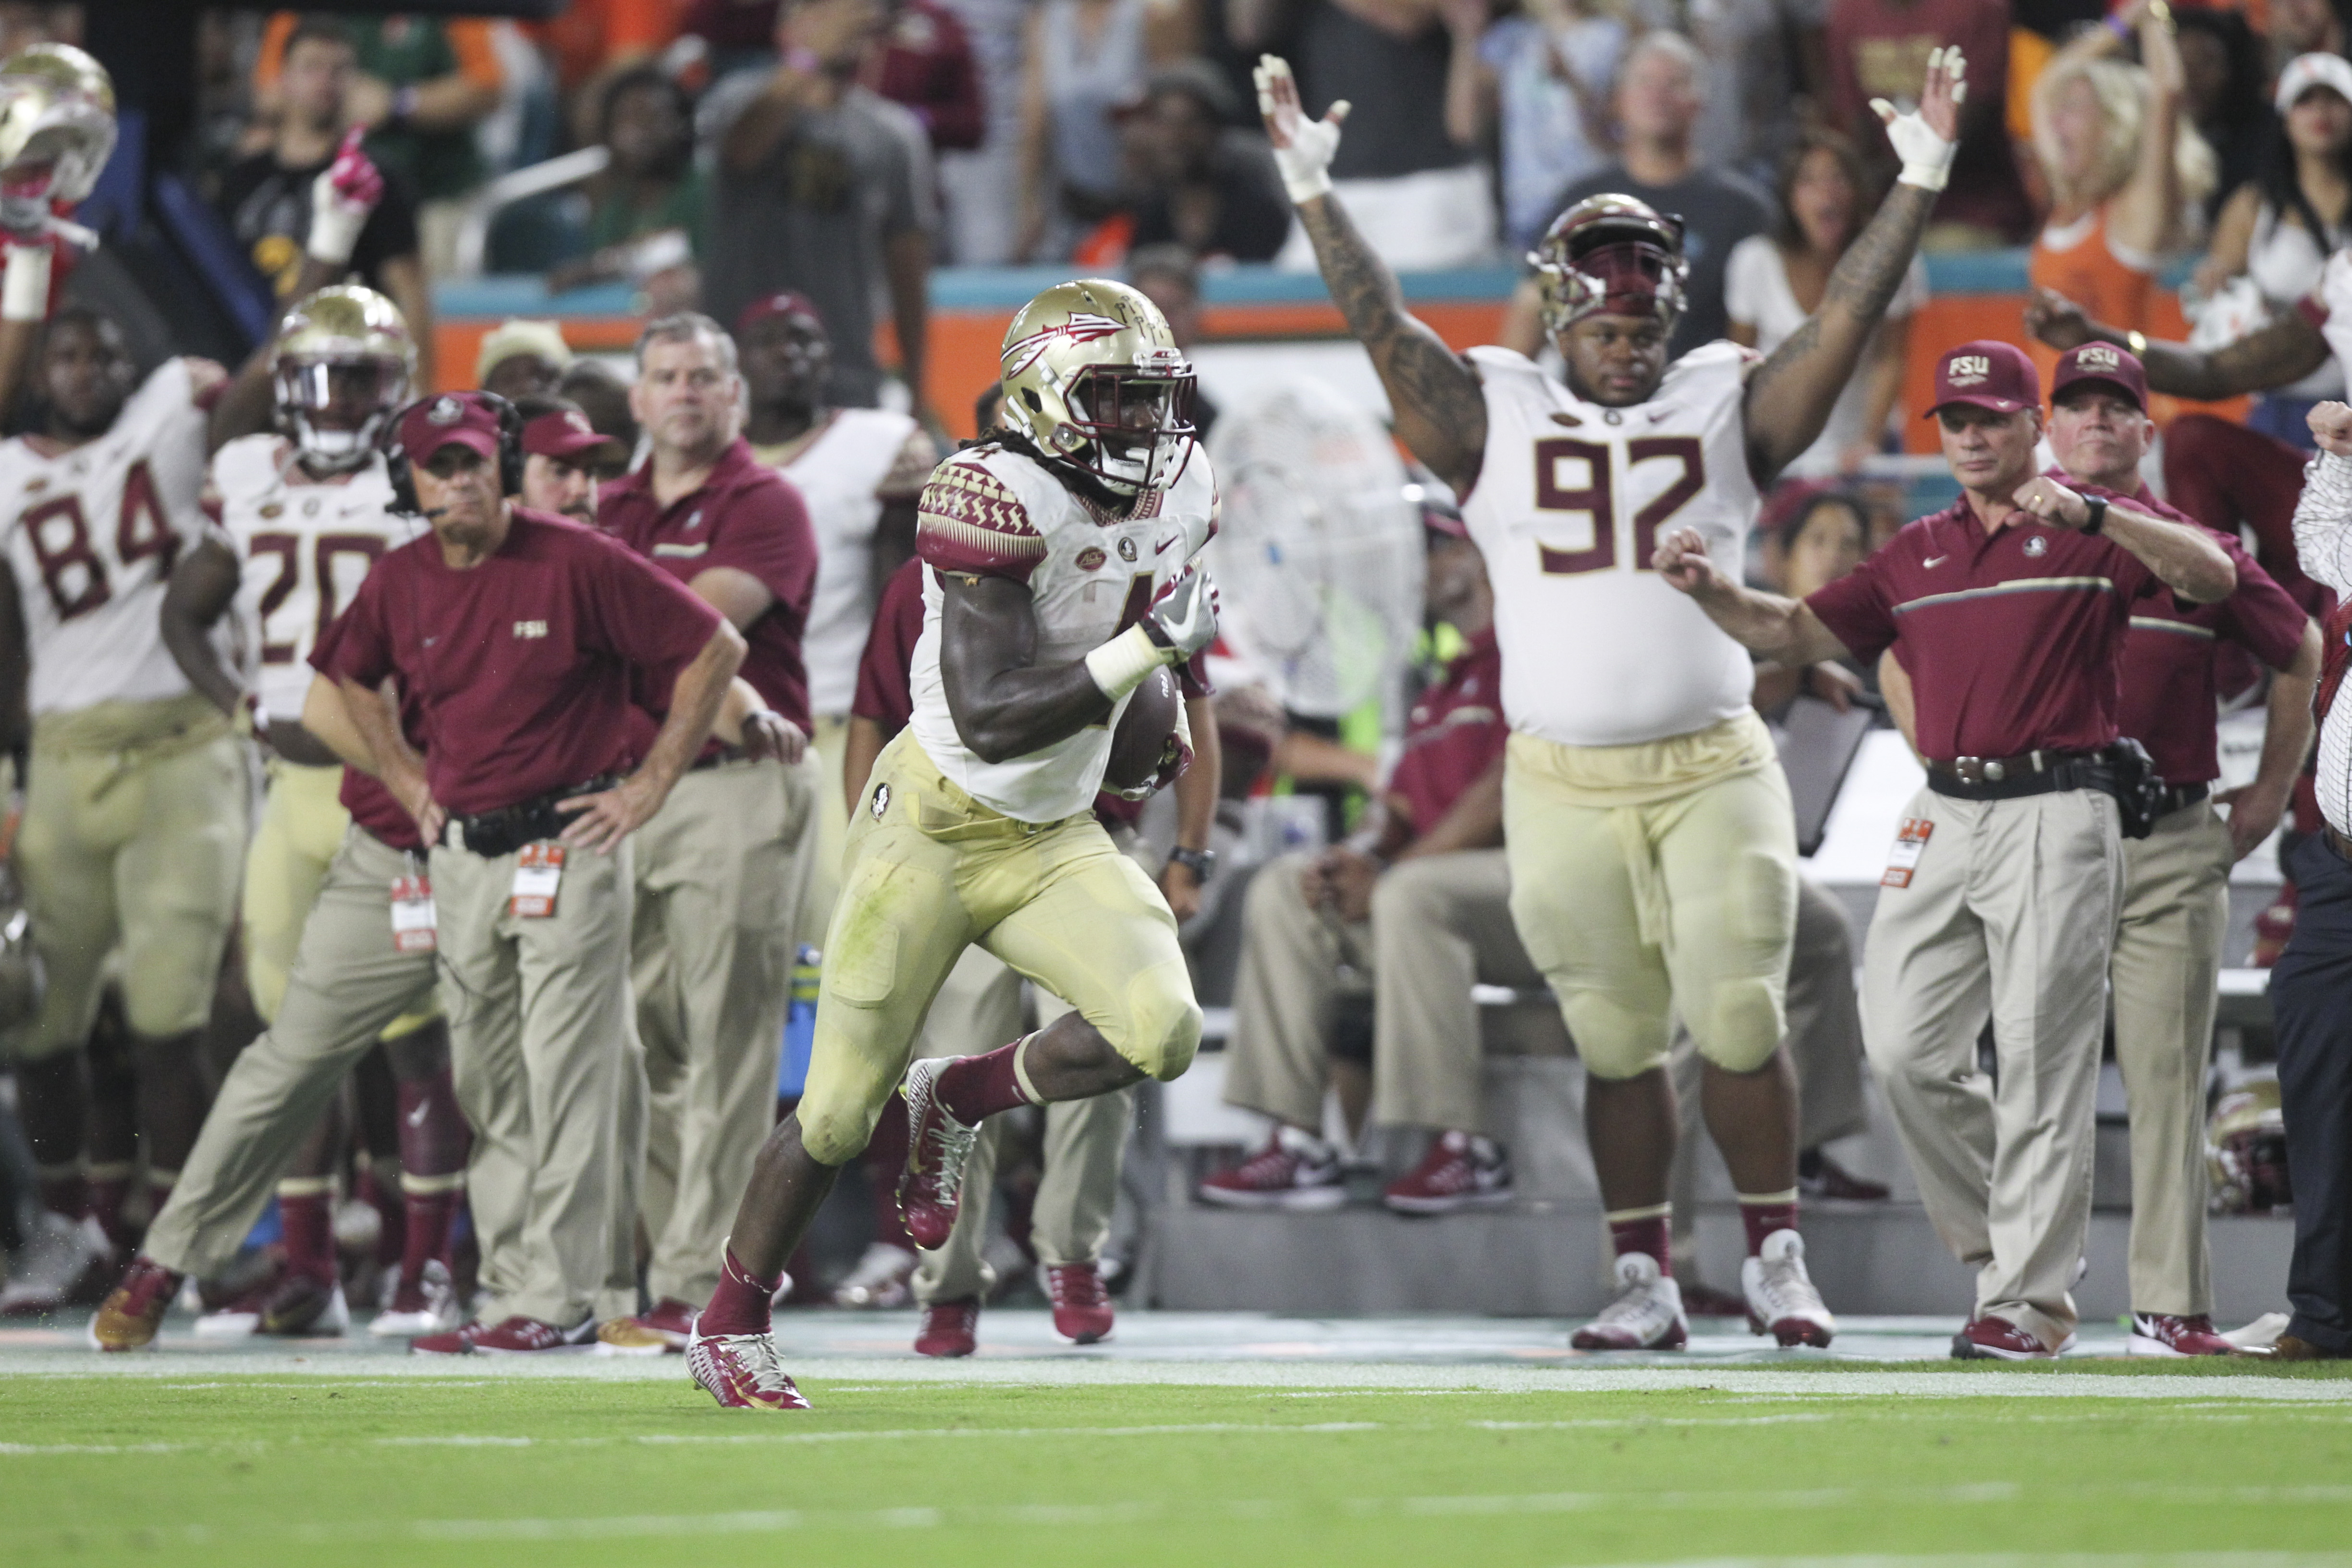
top-left (1923, 555), bottom-right (1949, 567)
top-left (407, 1100), bottom-right (431, 1128)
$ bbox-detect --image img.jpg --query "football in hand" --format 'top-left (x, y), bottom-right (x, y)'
top-left (1104, 666), bottom-right (1180, 795)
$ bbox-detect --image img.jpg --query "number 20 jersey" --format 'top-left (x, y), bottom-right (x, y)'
top-left (208, 434), bottom-right (421, 723)
top-left (1462, 342), bottom-right (1760, 748)
top-left (0, 359), bottom-right (213, 716)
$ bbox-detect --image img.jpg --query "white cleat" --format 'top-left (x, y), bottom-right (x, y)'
top-left (0, 1213), bottom-right (114, 1316)
top-left (1742, 1228), bottom-right (1836, 1348)
top-left (1571, 1251), bottom-right (1689, 1350)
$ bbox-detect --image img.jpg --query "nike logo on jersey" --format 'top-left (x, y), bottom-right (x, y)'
top-left (1923, 555), bottom-right (1949, 568)
top-left (407, 1099), bottom-right (431, 1128)
top-left (1154, 535), bottom-right (1177, 554)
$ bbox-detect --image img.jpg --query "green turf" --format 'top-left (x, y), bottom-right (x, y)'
top-left (7, 1372), bottom-right (2352, 1568)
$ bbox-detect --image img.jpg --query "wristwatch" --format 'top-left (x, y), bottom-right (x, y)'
top-left (1167, 846), bottom-right (1217, 883)
top-left (2082, 495), bottom-right (2108, 536)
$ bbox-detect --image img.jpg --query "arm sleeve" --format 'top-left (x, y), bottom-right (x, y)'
top-left (2294, 449), bottom-right (2352, 595)
top-left (850, 559), bottom-right (929, 728)
top-left (916, 457), bottom-right (1048, 581)
top-left (1804, 556), bottom-right (1897, 662)
top-left (310, 569), bottom-right (395, 686)
top-left (705, 474), bottom-right (820, 624)
top-left (576, 531), bottom-right (726, 684)
top-left (2216, 537), bottom-right (2315, 673)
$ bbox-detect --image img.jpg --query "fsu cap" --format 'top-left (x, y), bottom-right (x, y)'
top-left (2050, 341), bottom-right (2148, 413)
top-left (1924, 340), bottom-right (2040, 418)
top-left (521, 406), bottom-right (623, 464)
top-left (398, 392), bottom-right (504, 466)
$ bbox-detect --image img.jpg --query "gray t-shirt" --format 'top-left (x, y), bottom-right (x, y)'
top-left (702, 78), bottom-right (937, 408)
top-left (1291, 0), bottom-right (1471, 180)
top-left (1546, 162), bottom-right (1771, 361)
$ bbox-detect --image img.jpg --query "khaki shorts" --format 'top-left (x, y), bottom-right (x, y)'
top-left (11, 695), bottom-right (248, 1058)
top-left (796, 730), bottom-right (1200, 1165)
top-left (1504, 713), bottom-right (1798, 1081)
top-left (243, 758), bottom-right (438, 1038)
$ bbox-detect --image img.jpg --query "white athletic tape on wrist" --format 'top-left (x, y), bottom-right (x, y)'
top-left (2, 244), bottom-right (50, 323)
top-left (1084, 622), bottom-right (1171, 701)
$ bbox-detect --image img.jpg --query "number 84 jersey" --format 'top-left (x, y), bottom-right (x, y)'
top-left (1463, 342), bottom-right (1760, 748)
top-left (208, 433), bottom-right (421, 724)
top-left (0, 359), bottom-right (214, 717)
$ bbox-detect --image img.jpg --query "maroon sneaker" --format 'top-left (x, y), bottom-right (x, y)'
top-left (1197, 1127), bottom-right (1345, 1211)
top-left (898, 1058), bottom-right (983, 1250)
top-left (410, 1317), bottom-right (496, 1355)
top-left (915, 1298), bottom-right (980, 1358)
top-left (1047, 1264), bottom-right (1114, 1344)
top-left (470, 1315), bottom-right (598, 1354)
top-left (597, 1297), bottom-right (698, 1355)
top-left (1383, 1130), bottom-right (1513, 1215)
top-left (2128, 1312), bottom-right (2234, 1357)
top-left (1951, 1316), bottom-right (2063, 1360)
top-left (689, 1329), bottom-right (813, 1409)
top-left (87, 1256), bottom-right (184, 1352)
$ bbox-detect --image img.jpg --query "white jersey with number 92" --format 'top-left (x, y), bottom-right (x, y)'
top-left (1462, 341), bottom-right (1761, 748)
top-left (0, 359), bottom-right (213, 717)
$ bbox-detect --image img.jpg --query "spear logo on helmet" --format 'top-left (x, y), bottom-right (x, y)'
top-left (1002, 312), bottom-right (1127, 380)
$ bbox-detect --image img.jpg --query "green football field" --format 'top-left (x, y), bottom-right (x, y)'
top-left (7, 1353), bottom-right (2352, 1568)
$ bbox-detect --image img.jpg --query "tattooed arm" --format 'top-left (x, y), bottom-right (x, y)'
top-left (2024, 287), bottom-right (2333, 400)
top-left (1743, 51), bottom-right (1961, 487)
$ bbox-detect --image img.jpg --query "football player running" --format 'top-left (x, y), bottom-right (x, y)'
top-left (1256, 48), bottom-right (1963, 1350)
top-left (688, 280), bottom-right (1213, 1409)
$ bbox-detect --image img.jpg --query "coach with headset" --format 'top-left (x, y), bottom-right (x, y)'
top-left (312, 391), bottom-right (746, 1353)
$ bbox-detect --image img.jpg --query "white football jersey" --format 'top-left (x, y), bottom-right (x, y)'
top-left (0, 359), bottom-right (213, 715)
top-left (1462, 342), bottom-right (1760, 747)
top-left (774, 407), bottom-right (931, 716)
top-left (908, 442), bottom-right (1216, 822)
top-left (209, 435), bottom-right (423, 723)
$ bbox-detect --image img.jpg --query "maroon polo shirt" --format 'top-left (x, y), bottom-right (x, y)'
top-left (1807, 495), bottom-right (2164, 763)
top-left (341, 688), bottom-right (433, 853)
top-left (312, 506), bottom-right (723, 818)
top-left (2077, 477), bottom-right (2310, 786)
top-left (851, 556), bottom-right (928, 734)
top-left (1388, 627), bottom-right (1507, 833)
top-left (600, 437), bottom-right (819, 730)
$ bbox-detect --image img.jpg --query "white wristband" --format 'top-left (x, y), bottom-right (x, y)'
top-left (307, 198), bottom-right (366, 267)
top-left (1083, 623), bottom-right (1171, 701)
top-left (2, 244), bottom-right (50, 323)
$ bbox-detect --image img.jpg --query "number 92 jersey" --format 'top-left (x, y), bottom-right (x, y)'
top-left (0, 359), bottom-right (213, 717)
top-left (1463, 342), bottom-right (1760, 748)
top-left (207, 433), bottom-right (422, 723)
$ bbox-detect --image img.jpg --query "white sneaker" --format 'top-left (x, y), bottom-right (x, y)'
top-left (370, 1262), bottom-right (466, 1338)
top-left (0, 1212), bottom-right (113, 1315)
top-left (1571, 1251), bottom-right (1688, 1350)
top-left (2223, 1311), bottom-right (2291, 1352)
top-left (1741, 1228), bottom-right (1836, 1348)
top-left (832, 1241), bottom-right (919, 1309)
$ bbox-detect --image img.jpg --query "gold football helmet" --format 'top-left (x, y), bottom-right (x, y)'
top-left (998, 278), bottom-right (1195, 496)
top-left (0, 43), bottom-right (115, 230)
top-left (275, 284), bottom-right (416, 467)
top-left (2207, 1074), bottom-right (2289, 1215)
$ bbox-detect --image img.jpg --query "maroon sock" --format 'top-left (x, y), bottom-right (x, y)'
top-left (933, 1039), bottom-right (1041, 1126)
top-left (400, 1187), bottom-right (461, 1284)
top-left (1607, 1209), bottom-right (1672, 1275)
top-left (1740, 1195), bottom-right (1800, 1257)
top-left (354, 1163), bottom-right (405, 1271)
top-left (699, 1248), bottom-right (781, 1337)
top-left (863, 1095), bottom-right (915, 1252)
top-left (395, 1068), bottom-right (472, 1177)
top-left (278, 1189), bottom-right (337, 1284)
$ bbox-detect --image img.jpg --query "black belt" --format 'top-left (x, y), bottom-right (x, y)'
top-left (688, 746), bottom-right (749, 773)
top-left (448, 774), bottom-right (620, 858)
top-left (1924, 750), bottom-right (2100, 802)
top-left (2155, 781), bottom-right (2210, 817)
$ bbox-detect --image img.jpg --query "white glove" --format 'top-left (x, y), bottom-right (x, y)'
top-left (307, 128), bottom-right (384, 267)
top-left (1871, 45), bottom-right (1965, 193)
top-left (1083, 565), bottom-right (1219, 700)
top-left (1252, 54), bottom-right (1347, 205)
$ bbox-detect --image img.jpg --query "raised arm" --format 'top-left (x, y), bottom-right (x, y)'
top-left (1256, 55), bottom-right (1488, 494)
top-left (2010, 475), bottom-right (2237, 602)
top-left (1651, 526), bottom-right (1855, 665)
top-left (2025, 286), bottom-right (2333, 400)
top-left (2295, 401), bottom-right (2352, 592)
top-left (1742, 49), bottom-right (1962, 486)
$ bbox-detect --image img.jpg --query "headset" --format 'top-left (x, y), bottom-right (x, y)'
top-left (382, 391), bottom-right (526, 516)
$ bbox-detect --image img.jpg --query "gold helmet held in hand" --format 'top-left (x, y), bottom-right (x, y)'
top-left (0, 42), bottom-right (116, 220)
top-left (275, 284), bottom-right (416, 466)
top-left (997, 278), bottom-right (1196, 497)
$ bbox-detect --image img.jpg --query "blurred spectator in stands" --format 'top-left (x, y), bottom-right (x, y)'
top-left (1126, 243), bottom-right (1222, 434)
top-left (475, 318), bottom-right (573, 401)
top-left (0, 5), bottom-right (76, 52)
top-left (1728, 130), bottom-right (1925, 477)
top-left (1016, 0), bottom-right (1194, 259)
top-left (560, 359), bottom-right (642, 465)
top-left (704, 0), bottom-right (936, 413)
top-left (2027, 0), bottom-right (2214, 386)
top-left (253, 12), bottom-right (504, 276)
top-left (2175, 5), bottom-right (2276, 223)
top-left (1501, 31), bottom-right (1770, 362)
top-left (682, 0), bottom-right (789, 79)
top-left (1670, 0), bottom-right (1831, 187)
top-left (863, 0), bottom-right (986, 152)
top-left (1197, 511), bottom-right (1529, 1215)
top-left (2266, 0), bottom-right (2349, 75)
top-left (1109, 59), bottom-right (1292, 263)
top-left (1824, 0), bottom-right (2030, 247)
top-left (527, 0), bottom-right (683, 147)
top-left (936, 0), bottom-right (1031, 260)
top-left (2192, 52), bottom-right (2352, 449)
top-left (537, 67), bottom-right (705, 313)
top-left (1236, 0), bottom-right (1494, 270)
top-left (1459, 0), bottom-right (1624, 253)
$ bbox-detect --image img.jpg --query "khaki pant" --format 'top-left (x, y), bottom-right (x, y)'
top-left (1504, 719), bottom-right (1799, 1081)
top-left (796, 730), bottom-right (1199, 1166)
top-left (144, 826), bottom-right (439, 1278)
top-left (2112, 797), bottom-right (2232, 1316)
top-left (432, 831), bottom-right (634, 1329)
top-left (12, 694), bottom-right (247, 1057)
top-left (1223, 846), bottom-right (1542, 1136)
top-left (908, 946), bottom-right (1133, 1304)
top-left (1862, 785), bottom-right (2122, 1348)
top-left (630, 755), bottom-right (822, 1305)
